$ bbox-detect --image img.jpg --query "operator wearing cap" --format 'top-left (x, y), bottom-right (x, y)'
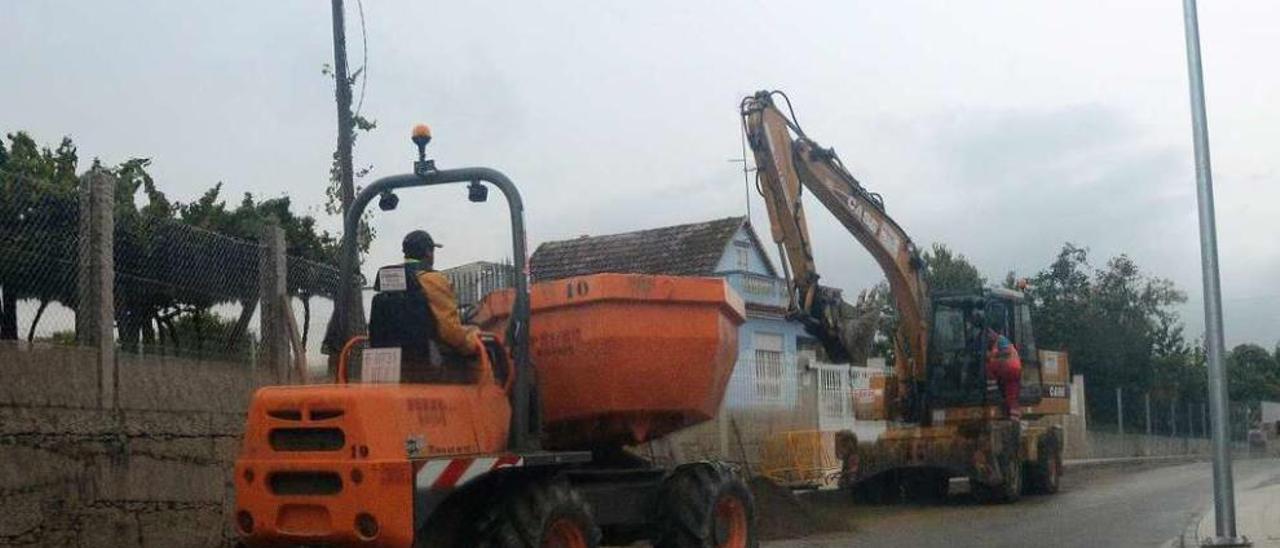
top-left (403, 230), bottom-right (479, 357)
top-left (368, 230), bottom-right (480, 383)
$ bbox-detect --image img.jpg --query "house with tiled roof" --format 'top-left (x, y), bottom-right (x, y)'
top-left (530, 216), bottom-right (878, 472)
top-left (531, 216), bottom-right (806, 401)
top-left (531, 216), bottom-right (776, 281)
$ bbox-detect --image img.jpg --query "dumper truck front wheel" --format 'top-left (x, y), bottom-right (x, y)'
top-left (656, 462), bottom-right (757, 548)
top-left (476, 479), bottom-right (601, 548)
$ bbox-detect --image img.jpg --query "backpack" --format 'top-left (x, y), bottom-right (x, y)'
top-left (368, 262), bottom-right (440, 369)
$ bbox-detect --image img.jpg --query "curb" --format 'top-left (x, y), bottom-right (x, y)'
top-left (1064, 454), bottom-right (1205, 471)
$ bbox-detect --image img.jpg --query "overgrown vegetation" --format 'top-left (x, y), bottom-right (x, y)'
top-left (0, 131), bottom-right (340, 358)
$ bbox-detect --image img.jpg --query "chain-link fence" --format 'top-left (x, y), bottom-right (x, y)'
top-left (0, 167), bottom-right (340, 366)
top-left (0, 168), bottom-right (80, 344)
top-left (289, 255), bottom-right (342, 352)
top-left (1086, 386), bottom-right (1227, 440)
top-left (114, 217), bottom-right (262, 360)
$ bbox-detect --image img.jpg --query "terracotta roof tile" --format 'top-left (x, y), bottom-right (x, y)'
top-left (531, 217), bottom-right (747, 281)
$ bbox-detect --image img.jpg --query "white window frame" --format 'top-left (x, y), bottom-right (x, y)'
top-left (753, 333), bottom-right (785, 404)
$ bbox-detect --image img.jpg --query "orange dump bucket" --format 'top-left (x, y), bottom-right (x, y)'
top-left (474, 273), bottom-right (745, 449)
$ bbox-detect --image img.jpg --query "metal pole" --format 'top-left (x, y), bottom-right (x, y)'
top-left (1116, 387), bottom-right (1124, 437)
top-left (1181, 1), bottom-right (1245, 544)
top-left (1152, 394), bottom-right (1162, 437)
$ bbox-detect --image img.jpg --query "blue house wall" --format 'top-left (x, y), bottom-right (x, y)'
top-left (711, 224), bottom-right (810, 410)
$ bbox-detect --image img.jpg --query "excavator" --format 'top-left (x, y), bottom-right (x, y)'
top-left (741, 90), bottom-right (1072, 502)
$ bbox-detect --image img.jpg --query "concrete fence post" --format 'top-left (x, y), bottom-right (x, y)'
top-left (258, 222), bottom-right (290, 380)
top-left (1145, 392), bottom-right (1152, 435)
top-left (1116, 387), bottom-right (1124, 437)
top-left (1188, 402), bottom-right (1195, 438)
top-left (1203, 403), bottom-right (1209, 440)
top-left (76, 169), bottom-right (116, 409)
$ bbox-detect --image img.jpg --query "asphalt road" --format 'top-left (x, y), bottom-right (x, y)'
top-left (764, 458), bottom-right (1280, 548)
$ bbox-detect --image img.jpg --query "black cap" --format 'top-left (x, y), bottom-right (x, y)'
top-left (403, 230), bottom-right (442, 259)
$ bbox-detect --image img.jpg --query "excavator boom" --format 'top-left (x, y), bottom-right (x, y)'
top-left (741, 90), bottom-right (929, 399)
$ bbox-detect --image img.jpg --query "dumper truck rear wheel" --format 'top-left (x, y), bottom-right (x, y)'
top-left (476, 479), bottom-right (601, 548)
top-left (656, 462), bottom-right (757, 548)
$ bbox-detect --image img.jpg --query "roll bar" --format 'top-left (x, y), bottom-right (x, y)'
top-left (334, 148), bottom-right (539, 452)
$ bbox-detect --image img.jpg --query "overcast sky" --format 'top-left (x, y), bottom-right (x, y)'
top-left (3, 1), bottom-right (1276, 349)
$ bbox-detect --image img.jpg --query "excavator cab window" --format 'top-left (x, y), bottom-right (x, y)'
top-left (927, 294), bottom-right (1045, 409)
top-left (926, 298), bottom-right (988, 406)
top-left (1015, 302), bottom-right (1044, 404)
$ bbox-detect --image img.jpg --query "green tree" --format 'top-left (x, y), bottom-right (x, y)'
top-left (1227, 343), bottom-right (1280, 404)
top-left (0, 132), bottom-right (80, 341)
top-left (866, 243), bottom-right (986, 363)
top-left (178, 185), bottom-right (339, 350)
top-left (1, 132), bottom-right (341, 356)
top-left (1025, 243), bottom-right (1189, 425)
top-left (922, 243), bottom-right (985, 293)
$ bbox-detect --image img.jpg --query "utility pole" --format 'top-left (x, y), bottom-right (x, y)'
top-left (331, 0), bottom-right (356, 213)
top-left (1181, 0), bottom-right (1247, 545)
top-left (328, 0), bottom-right (365, 376)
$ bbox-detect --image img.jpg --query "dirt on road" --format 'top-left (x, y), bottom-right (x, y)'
top-left (750, 476), bottom-right (849, 540)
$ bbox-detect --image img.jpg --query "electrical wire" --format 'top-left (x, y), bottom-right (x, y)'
top-left (353, 0), bottom-right (369, 119)
top-left (739, 115), bottom-right (753, 218)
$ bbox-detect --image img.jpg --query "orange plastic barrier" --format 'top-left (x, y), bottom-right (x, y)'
top-left (475, 273), bottom-right (745, 449)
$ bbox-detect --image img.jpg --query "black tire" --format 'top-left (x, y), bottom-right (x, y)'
top-left (476, 479), bottom-right (601, 548)
top-left (656, 462), bottom-right (758, 548)
top-left (1027, 440), bottom-right (1062, 495)
top-left (902, 470), bottom-right (949, 503)
top-left (972, 452), bottom-right (1022, 504)
top-left (850, 472), bottom-right (900, 505)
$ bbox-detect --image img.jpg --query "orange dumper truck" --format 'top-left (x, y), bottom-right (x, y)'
top-left (233, 128), bottom-right (758, 547)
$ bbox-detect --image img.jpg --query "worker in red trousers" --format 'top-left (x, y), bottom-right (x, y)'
top-left (986, 327), bottom-right (1023, 420)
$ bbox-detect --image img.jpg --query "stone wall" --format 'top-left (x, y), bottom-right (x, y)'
top-left (1076, 430), bottom-right (1212, 460)
top-left (0, 343), bottom-right (273, 547)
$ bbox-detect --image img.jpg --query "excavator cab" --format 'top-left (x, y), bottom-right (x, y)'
top-left (925, 288), bottom-right (1044, 412)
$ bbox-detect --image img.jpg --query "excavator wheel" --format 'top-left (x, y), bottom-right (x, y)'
top-left (850, 471), bottom-right (901, 505)
top-left (655, 462), bottom-right (757, 548)
top-left (1027, 439), bottom-right (1062, 495)
top-left (971, 452), bottom-right (1022, 504)
top-left (476, 479), bottom-right (601, 548)
top-left (902, 470), bottom-right (950, 503)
